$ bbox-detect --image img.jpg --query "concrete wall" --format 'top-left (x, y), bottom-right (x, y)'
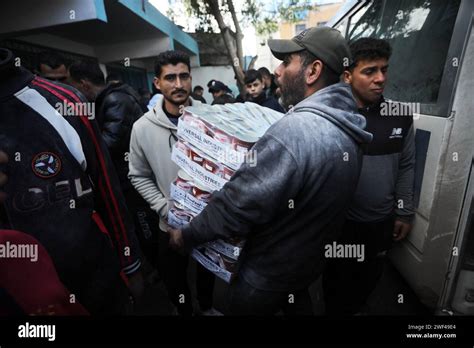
top-left (254, 34), bottom-right (282, 74)
top-left (255, 2), bottom-right (344, 77)
top-left (16, 33), bottom-right (96, 57)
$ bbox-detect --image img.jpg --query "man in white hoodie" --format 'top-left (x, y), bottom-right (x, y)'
top-left (128, 50), bottom-right (214, 315)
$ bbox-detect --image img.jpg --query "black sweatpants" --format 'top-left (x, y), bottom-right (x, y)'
top-left (123, 188), bottom-right (161, 270)
top-left (322, 216), bottom-right (394, 315)
top-left (158, 230), bottom-right (215, 315)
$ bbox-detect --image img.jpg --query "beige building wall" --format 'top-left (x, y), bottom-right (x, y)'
top-left (279, 2), bottom-right (344, 39)
top-left (255, 1), bottom-right (344, 72)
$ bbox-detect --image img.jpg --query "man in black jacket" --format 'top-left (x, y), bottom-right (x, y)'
top-left (66, 61), bottom-right (143, 190)
top-left (0, 48), bottom-right (142, 314)
top-left (66, 61), bottom-right (162, 273)
top-left (169, 27), bottom-right (372, 315)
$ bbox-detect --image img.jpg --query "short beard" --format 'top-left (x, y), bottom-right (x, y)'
top-left (280, 68), bottom-right (307, 110)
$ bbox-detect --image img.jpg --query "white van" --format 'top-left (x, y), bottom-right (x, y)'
top-left (329, 0), bottom-right (474, 315)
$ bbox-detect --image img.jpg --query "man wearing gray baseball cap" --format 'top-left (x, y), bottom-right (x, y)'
top-left (268, 26), bottom-right (352, 109)
top-left (169, 27), bottom-right (373, 315)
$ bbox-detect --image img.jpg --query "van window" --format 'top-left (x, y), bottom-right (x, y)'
top-left (346, 0), bottom-right (460, 104)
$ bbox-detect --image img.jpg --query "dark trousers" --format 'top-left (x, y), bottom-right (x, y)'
top-left (322, 216), bottom-right (394, 315)
top-left (158, 231), bottom-right (215, 315)
top-left (123, 188), bottom-right (161, 270)
top-left (227, 275), bottom-right (314, 315)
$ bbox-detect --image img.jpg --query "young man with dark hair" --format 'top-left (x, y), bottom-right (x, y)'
top-left (191, 85), bottom-right (206, 104)
top-left (128, 50), bottom-right (216, 316)
top-left (323, 38), bottom-right (415, 315)
top-left (244, 69), bottom-right (284, 112)
top-left (168, 27), bottom-right (373, 315)
top-left (258, 67), bottom-right (279, 98)
top-left (67, 60), bottom-right (143, 190)
top-left (36, 51), bottom-right (69, 82)
top-left (67, 61), bottom-right (106, 99)
top-left (67, 61), bottom-right (156, 282)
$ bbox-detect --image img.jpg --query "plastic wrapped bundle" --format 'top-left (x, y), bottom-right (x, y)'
top-left (168, 102), bottom-right (283, 282)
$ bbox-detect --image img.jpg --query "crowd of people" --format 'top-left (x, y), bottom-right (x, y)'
top-left (0, 26), bottom-right (414, 316)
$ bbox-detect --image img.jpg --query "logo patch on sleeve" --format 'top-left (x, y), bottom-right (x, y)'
top-left (32, 152), bottom-right (62, 178)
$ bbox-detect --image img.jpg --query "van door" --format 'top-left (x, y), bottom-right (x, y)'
top-left (437, 26), bottom-right (474, 315)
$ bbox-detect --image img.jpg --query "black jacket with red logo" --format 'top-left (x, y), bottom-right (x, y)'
top-left (0, 48), bottom-right (141, 313)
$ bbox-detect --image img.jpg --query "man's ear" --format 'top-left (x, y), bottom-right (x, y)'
top-left (306, 60), bottom-right (323, 86)
top-left (153, 76), bottom-right (160, 90)
top-left (343, 70), bottom-right (352, 84)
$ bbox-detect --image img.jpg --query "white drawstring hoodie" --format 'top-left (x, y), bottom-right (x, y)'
top-left (128, 94), bottom-right (201, 232)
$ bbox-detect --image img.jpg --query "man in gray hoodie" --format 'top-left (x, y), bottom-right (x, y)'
top-left (128, 51), bottom-right (214, 315)
top-left (169, 27), bottom-right (373, 315)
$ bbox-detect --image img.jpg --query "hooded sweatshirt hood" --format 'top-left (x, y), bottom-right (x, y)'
top-left (293, 82), bottom-right (372, 145)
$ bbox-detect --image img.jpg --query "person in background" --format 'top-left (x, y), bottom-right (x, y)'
top-left (244, 69), bottom-right (285, 113)
top-left (66, 62), bottom-right (164, 280)
top-left (138, 87), bottom-right (152, 112)
top-left (36, 51), bottom-right (69, 83)
top-left (208, 80), bottom-right (235, 105)
top-left (258, 67), bottom-right (279, 99)
top-left (323, 38), bottom-right (415, 315)
top-left (147, 84), bottom-right (162, 110)
top-left (67, 61), bottom-right (143, 192)
top-left (191, 85), bottom-right (207, 104)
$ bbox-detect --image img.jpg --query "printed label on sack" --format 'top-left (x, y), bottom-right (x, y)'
top-left (191, 248), bottom-right (233, 283)
top-left (178, 117), bottom-right (243, 170)
top-left (171, 146), bottom-right (227, 191)
top-left (205, 240), bottom-right (242, 261)
top-left (167, 209), bottom-right (189, 229)
top-left (170, 182), bottom-right (208, 215)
